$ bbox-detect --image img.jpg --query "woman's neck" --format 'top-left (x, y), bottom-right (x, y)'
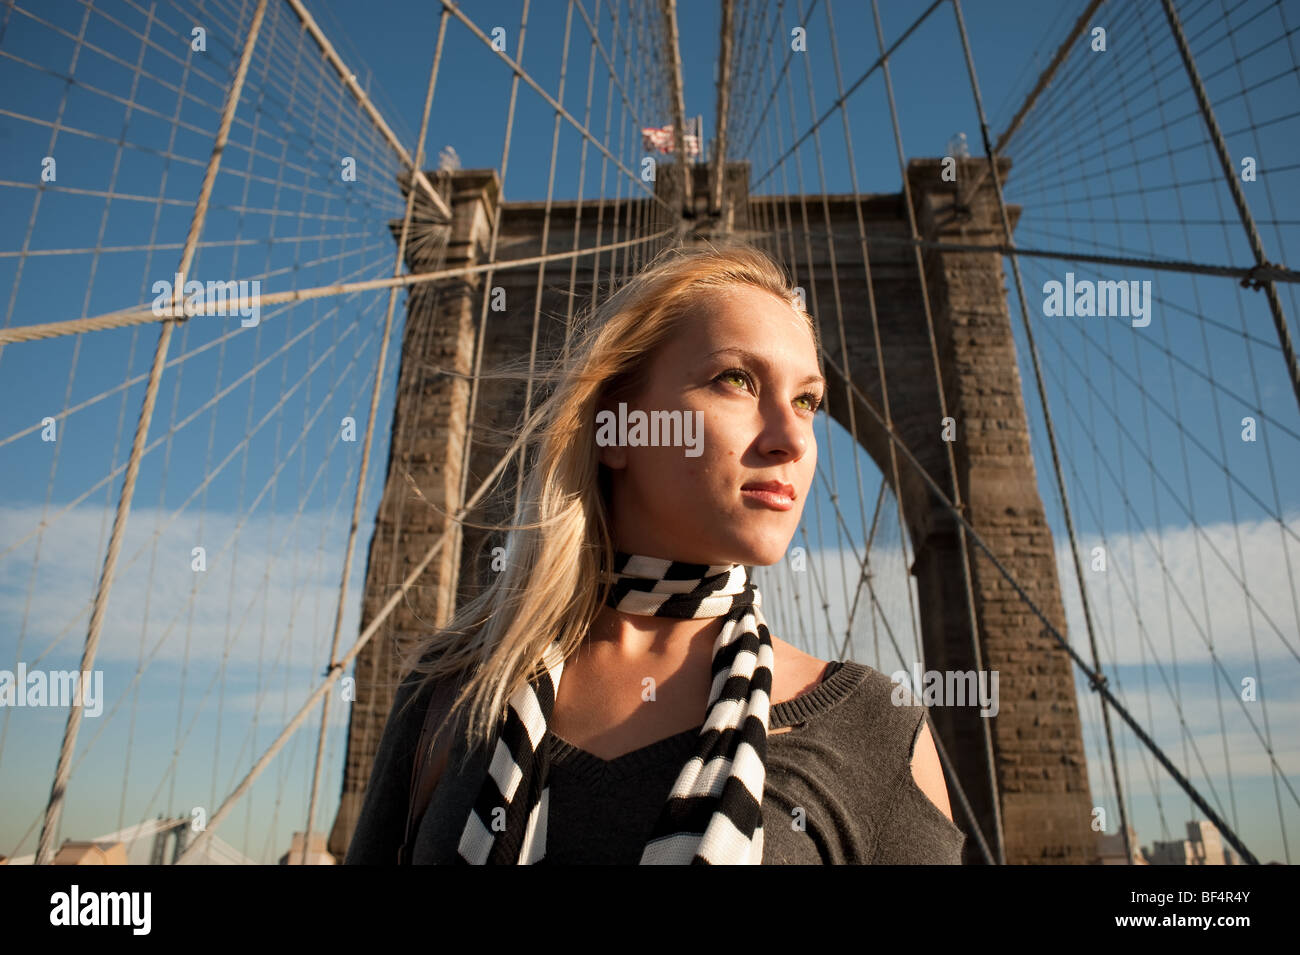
top-left (587, 604), bottom-right (723, 662)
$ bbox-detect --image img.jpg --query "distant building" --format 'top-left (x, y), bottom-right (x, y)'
top-left (51, 840), bottom-right (129, 865)
top-left (1096, 824), bottom-right (1147, 864)
top-left (1146, 819), bottom-right (1235, 865)
top-left (279, 830), bottom-right (336, 865)
top-left (0, 839), bottom-right (130, 865)
top-left (2, 819), bottom-right (257, 865)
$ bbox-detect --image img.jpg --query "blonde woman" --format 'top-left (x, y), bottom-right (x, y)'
top-left (346, 243), bottom-right (966, 865)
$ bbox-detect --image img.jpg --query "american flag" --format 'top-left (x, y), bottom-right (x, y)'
top-left (641, 120), bottom-right (702, 157)
top-left (641, 124), bottom-right (674, 152)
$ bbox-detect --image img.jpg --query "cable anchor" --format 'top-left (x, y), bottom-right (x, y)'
top-left (1239, 261), bottom-right (1274, 292)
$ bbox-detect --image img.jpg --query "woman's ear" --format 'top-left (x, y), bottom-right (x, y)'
top-left (597, 437), bottom-right (627, 470)
top-left (595, 396), bottom-right (628, 469)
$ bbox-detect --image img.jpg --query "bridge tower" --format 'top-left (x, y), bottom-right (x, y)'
top-left (329, 158), bottom-right (1097, 865)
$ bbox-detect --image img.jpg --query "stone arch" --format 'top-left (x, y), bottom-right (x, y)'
top-left (329, 160), bottom-right (1098, 865)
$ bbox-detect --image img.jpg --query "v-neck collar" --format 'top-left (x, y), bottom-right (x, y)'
top-left (544, 660), bottom-right (859, 783)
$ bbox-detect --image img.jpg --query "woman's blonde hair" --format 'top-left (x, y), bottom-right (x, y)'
top-left (398, 240), bottom-right (822, 760)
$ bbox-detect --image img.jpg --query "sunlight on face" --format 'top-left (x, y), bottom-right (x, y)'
top-left (597, 284), bottom-right (822, 567)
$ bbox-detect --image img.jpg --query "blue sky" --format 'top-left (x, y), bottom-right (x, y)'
top-left (0, 0), bottom-right (1296, 864)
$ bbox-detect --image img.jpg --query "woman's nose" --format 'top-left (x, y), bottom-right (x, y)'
top-left (760, 416), bottom-right (808, 461)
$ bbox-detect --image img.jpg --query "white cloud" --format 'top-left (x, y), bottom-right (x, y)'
top-left (1057, 511), bottom-right (1300, 670)
top-left (0, 502), bottom-right (368, 672)
top-left (780, 517), bottom-right (1299, 854)
top-left (768, 510), bottom-right (1300, 677)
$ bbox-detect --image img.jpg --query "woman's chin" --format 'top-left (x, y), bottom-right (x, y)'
top-left (724, 538), bottom-right (794, 568)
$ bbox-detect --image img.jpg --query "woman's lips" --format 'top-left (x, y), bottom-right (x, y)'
top-left (740, 486), bottom-right (795, 511)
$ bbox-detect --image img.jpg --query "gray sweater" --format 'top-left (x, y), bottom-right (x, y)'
top-left (345, 659), bottom-right (966, 864)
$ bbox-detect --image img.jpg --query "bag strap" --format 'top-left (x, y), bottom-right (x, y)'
top-left (398, 674), bottom-right (462, 864)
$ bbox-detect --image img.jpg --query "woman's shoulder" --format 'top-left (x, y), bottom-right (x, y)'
top-left (768, 659), bottom-right (927, 797)
top-left (766, 659), bottom-right (966, 862)
top-left (775, 658), bottom-right (927, 753)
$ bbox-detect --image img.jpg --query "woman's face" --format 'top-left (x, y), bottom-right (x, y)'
top-left (597, 284), bottom-right (823, 567)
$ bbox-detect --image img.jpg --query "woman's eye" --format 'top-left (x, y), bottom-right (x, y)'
top-left (718, 370), bottom-right (824, 414)
top-left (716, 368), bottom-right (750, 390)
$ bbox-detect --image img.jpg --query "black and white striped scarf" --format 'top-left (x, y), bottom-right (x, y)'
top-left (456, 550), bottom-right (773, 864)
